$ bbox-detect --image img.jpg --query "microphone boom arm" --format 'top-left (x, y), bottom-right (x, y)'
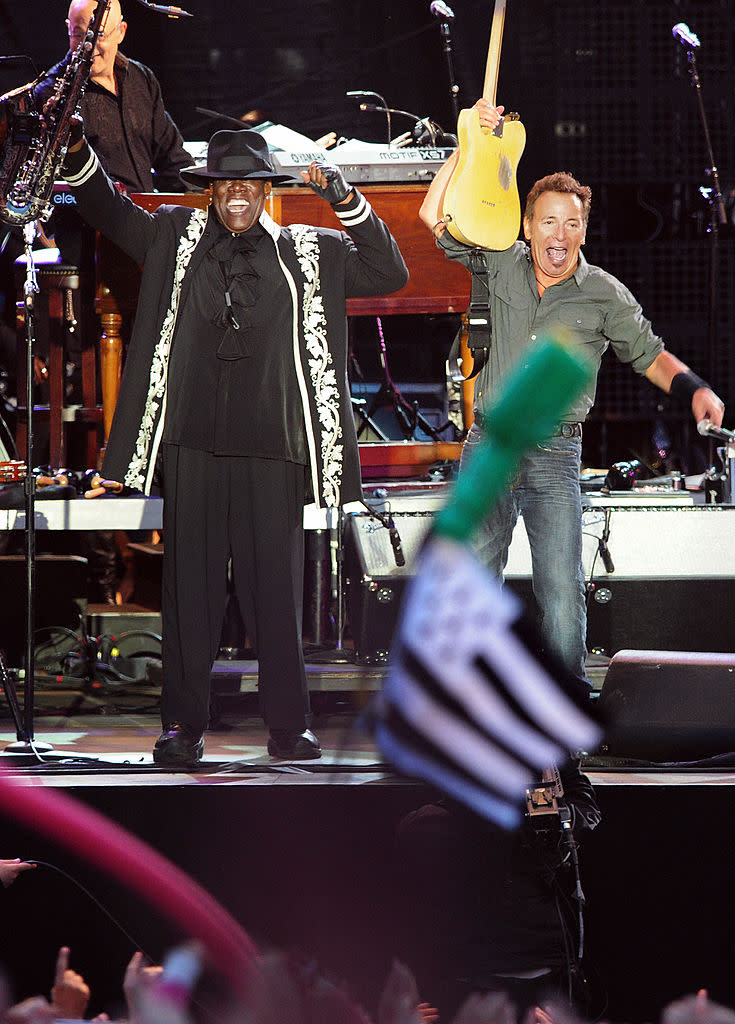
top-left (133, 0), bottom-right (193, 17)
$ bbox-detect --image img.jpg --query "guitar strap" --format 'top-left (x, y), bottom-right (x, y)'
top-left (447, 248), bottom-right (496, 382)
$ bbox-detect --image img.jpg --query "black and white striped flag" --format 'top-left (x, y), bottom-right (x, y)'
top-left (373, 537), bottom-right (603, 829)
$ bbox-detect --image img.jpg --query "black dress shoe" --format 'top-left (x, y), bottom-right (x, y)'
top-left (153, 723), bottom-right (204, 768)
top-left (267, 728), bottom-right (321, 760)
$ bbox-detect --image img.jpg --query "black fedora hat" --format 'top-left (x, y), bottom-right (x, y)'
top-left (180, 129), bottom-right (296, 187)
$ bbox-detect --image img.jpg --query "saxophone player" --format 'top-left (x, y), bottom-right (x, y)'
top-left (33, 0), bottom-right (192, 196)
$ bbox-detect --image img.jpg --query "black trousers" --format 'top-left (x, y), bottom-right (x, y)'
top-left (159, 444), bottom-right (310, 736)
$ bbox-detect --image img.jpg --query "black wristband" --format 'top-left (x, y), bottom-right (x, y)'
top-left (670, 370), bottom-right (711, 403)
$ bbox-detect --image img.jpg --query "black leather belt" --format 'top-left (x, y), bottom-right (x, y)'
top-left (474, 414), bottom-right (582, 438)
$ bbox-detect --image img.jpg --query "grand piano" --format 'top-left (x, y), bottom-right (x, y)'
top-left (93, 180), bottom-right (472, 469)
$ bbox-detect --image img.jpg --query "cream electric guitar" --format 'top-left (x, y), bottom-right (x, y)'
top-left (442, 0), bottom-right (525, 250)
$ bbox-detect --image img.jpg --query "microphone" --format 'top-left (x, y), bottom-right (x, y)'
top-left (697, 419), bottom-right (735, 443)
top-left (359, 102), bottom-right (433, 126)
top-left (359, 104), bottom-right (439, 145)
top-left (387, 516), bottom-right (406, 567)
top-left (134, 0), bottom-right (193, 17)
top-left (348, 90), bottom-right (394, 146)
top-left (430, 0), bottom-right (455, 19)
top-left (672, 23), bottom-right (700, 49)
top-left (597, 508), bottom-right (614, 573)
top-left (598, 538), bottom-right (615, 574)
top-left (347, 90), bottom-right (389, 109)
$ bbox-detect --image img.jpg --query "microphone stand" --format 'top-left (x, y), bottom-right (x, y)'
top-left (305, 505), bottom-right (354, 665)
top-left (347, 90), bottom-right (391, 147)
top-left (677, 29), bottom-right (725, 465)
top-left (132, 0), bottom-right (193, 17)
top-left (5, 223), bottom-right (52, 755)
top-left (357, 103), bottom-right (447, 148)
top-left (435, 12), bottom-right (460, 123)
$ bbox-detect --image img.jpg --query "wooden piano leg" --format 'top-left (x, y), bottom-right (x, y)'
top-left (99, 311), bottom-right (122, 449)
top-left (47, 286), bottom-right (65, 468)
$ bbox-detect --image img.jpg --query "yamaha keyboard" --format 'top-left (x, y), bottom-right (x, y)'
top-left (271, 145), bottom-right (456, 184)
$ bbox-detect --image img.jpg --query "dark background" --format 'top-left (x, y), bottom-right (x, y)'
top-left (2, 0), bottom-right (735, 473)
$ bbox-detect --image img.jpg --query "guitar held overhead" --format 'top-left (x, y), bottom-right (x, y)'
top-left (442, 0), bottom-right (525, 250)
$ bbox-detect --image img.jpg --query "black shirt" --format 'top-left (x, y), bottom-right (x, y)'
top-left (34, 52), bottom-right (192, 193)
top-left (163, 217), bottom-right (307, 464)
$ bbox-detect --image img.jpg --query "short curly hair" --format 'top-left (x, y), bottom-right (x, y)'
top-left (525, 172), bottom-right (592, 225)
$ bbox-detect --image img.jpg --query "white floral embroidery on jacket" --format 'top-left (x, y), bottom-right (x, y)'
top-left (125, 209), bottom-right (208, 490)
top-left (290, 225), bottom-right (343, 507)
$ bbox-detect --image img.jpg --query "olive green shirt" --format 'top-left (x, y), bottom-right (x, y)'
top-left (439, 236), bottom-right (664, 421)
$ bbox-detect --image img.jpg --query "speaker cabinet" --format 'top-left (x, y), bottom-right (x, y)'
top-left (586, 578), bottom-right (735, 656)
top-left (343, 510), bottom-right (535, 664)
top-left (344, 511), bottom-right (433, 663)
top-left (598, 650), bottom-right (735, 761)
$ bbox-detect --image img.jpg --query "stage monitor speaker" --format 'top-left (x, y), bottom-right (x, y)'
top-left (343, 511), bottom-right (535, 664)
top-left (598, 650), bottom-right (735, 762)
top-left (344, 511), bottom-right (433, 664)
top-left (586, 578), bottom-right (735, 656)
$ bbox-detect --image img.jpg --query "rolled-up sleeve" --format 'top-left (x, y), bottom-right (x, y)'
top-left (602, 279), bottom-right (664, 375)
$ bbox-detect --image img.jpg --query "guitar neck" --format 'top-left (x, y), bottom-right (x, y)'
top-left (482, 0), bottom-right (507, 106)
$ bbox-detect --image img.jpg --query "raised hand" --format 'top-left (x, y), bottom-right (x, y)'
top-left (50, 946), bottom-right (91, 1020)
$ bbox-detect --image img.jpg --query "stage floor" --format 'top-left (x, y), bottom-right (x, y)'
top-left (0, 646), bottom-right (611, 774)
top-left (3, 674), bottom-right (735, 788)
top-left (0, 670), bottom-right (388, 778)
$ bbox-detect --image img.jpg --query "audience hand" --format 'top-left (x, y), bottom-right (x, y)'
top-left (50, 946), bottom-right (90, 1021)
top-left (524, 1001), bottom-right (587, 1024)
top-left (451, 991), bottom-right (518, 1024)
top-left (662, 990), bottom-right (735, 1024)
top-left (123, 951), bottom-right (164, 1024)
top-left (3, 997), bottom-right (54, 1024)
top-left (0, 860), bottom-right (36, 889)
top-left (377, 959), bottom-right (428, 1024)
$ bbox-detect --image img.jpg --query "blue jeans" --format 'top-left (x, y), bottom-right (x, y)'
top-left (461, 423), bottom-right (588, 685)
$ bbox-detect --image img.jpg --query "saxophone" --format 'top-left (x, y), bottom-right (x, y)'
top-left (0, 0), bottom-right (112, 226)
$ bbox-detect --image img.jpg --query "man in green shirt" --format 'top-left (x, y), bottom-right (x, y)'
top-left (420, 98), bottom-right (725, 688)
